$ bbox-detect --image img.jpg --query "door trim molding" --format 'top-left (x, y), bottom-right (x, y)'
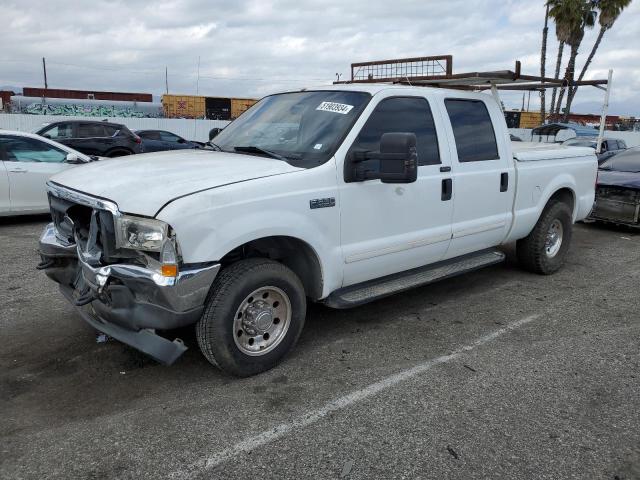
top-left (452, 221), bottom-right (506, 239)
top-left (345, 233), bottom-right (451, 264)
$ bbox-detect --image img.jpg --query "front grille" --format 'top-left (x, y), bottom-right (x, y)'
top-left (47, 185), bottom-right (138, 264)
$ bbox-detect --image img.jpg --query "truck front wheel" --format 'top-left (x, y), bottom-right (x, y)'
top-left (516, 200), bottom-right (573, 275)
top-left (196, 258), bottom-right (306, 376)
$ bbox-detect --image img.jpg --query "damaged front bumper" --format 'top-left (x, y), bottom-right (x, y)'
top-left (38, 223), bottom-right (220, 364)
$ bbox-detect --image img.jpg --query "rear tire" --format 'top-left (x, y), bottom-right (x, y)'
top-left (196, 258), bottom-right (306, 377)
top-left (517, 200), bottom-right (573, 275)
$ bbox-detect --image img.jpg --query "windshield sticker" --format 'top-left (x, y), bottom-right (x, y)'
top-left (316, 102), bottom-right (354, 115)
top-left (314, 143), bottom-right (323, 150)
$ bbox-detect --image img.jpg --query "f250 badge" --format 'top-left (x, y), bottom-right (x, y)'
top-left (309, 197), bottom-right (336, 209)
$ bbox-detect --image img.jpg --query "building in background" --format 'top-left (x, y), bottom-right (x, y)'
top-left (22, 87), bottom-right (153, 103)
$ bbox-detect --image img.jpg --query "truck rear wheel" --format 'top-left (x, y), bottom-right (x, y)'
top-left (196, 258), bottom-right (306, 376)
top-left (517, 200), bottom-right (573, 275)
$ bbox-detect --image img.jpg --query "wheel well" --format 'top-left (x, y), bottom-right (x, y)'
top-left (106, 148), bottom-right (133, 157)
top-left (219, 236), bottom-right (323, 300)
top-left (548, 188), bottom-right (575, 217)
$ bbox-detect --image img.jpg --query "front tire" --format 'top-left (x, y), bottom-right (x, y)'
top-left (517, 200), bottom-right (573, 275)
top-left (196, 258), bottom-right (306, 377)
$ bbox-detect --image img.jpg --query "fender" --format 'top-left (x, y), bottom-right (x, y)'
top-left (156, 168), bottom-right (344, 298)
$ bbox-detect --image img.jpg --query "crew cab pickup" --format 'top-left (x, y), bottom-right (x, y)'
top-left (38, 85), bottom-right (597, 376)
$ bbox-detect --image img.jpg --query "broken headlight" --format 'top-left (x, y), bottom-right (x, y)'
top-left (114, 215), bottom-right (168, 252)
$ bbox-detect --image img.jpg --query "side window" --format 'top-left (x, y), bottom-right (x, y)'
top-left (0, 136), bottom-right (67, 163)
top-left (42, 123), bottom-right (74, 139)
top-left (159, 131), bottom-right (181, 142)
top-left (77, 124), bottom-right (106, 138)
top-left (445, 99), bottom-right (499, 162)
top-left (351, 97), bottom-right (440, 166)
top-left (103, 125), bottom-right (120, 137)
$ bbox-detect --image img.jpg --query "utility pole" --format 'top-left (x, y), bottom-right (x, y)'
top-left (196, 56), bottom-right (201, 95)
top-left (42, 57), bottom-right (48, 90)
top-left (165, 66), bottom-right (169, 94)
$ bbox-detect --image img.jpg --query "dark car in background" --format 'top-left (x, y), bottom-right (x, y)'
top-left (591, 147), bottom-right (640, 228)
top-left (36, 120), bottom-right (142, 157)
top-left (562, 137), bottom-right (627, 165)
top-left (135, 130), bottom-right (201, 153)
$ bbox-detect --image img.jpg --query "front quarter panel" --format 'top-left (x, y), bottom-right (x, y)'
top-left (156, 159), bottom-right (343, 298)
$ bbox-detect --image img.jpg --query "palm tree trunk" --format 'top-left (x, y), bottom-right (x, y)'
top-left (549, 41), bottom-right (564, 119)
top-left (540, 5), bottom-right (550, 124)
top-left (566, 26), bottom-right (607, 113)
top-left (559, 44), bottom-right (579, 121)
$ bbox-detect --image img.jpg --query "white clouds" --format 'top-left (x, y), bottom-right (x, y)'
top-left (0, 0), bottom-right (638, 114)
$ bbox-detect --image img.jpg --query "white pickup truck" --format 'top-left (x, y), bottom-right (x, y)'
top-left (38, 85), bottom-right (597, 376)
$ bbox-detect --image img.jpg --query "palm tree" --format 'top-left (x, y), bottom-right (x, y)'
top-left (540, 4), bottom-right (550, 123)
top-left (547, 0), bottom-right (597, 119)
top-left (549, 41), bottom-right (564, 117)
top-left (565, 0), bottom-right (632, 115)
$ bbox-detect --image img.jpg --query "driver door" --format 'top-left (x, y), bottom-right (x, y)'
top-left (0, 136), bottom-right (73, 212)
top-left (338, 95), bottom-right (454, 287)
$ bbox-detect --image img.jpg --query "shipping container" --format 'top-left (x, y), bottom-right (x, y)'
top-left (503, 110), bottom-right (543, 129)
top-left (519, 111), bottom-right (541, 129)
top-left (162, 94), bottom-right (206, 119)
top-left (231, 98), bottom-right (258, 119)
top-left (22, 87), bottom-right (152, 102)
top-left (205, 97), bottom-right (231, 120)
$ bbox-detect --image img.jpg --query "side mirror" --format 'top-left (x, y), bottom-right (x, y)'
top-left (65, 153), bottom-right (84, 164)
top-left (346, 132), bottom-right (418, 184)
top-left (209, 128), bottom-right (223, 141)
top-left (177, 137), bottom-right (186, 144)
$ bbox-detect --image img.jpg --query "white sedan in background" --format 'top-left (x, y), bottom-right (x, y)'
top-left (0, 130), bottom-right (94, 216)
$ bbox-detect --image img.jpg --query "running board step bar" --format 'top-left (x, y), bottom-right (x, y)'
top-left (324, 249), bottom-right (506, 309)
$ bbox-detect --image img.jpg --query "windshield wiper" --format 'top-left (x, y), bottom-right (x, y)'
top-left (207, 141), bottom-right (223, 151)
top-left (233, 145), bottom-right (288, 161)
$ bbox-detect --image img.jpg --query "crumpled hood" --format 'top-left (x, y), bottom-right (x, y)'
top-left (597, 170), bottom-right (640, 190)
top-left (50, 149), bottom-right (302, 216)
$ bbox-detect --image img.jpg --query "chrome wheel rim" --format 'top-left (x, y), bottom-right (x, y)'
top-left (544, 219), bottom-right (564, 258)
top-left (233, 286), bottom-right (291, 356)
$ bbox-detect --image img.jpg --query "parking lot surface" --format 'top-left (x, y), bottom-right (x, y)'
top-left (1, 217), bottom-right (639, 480)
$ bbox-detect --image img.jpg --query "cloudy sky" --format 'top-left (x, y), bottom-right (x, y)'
top-left (1, 0), bottom-right (639, 115)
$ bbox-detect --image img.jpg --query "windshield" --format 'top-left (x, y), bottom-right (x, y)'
top-left (599, 148), bottom-right (640, 172)
top-left (212, 90), bottom-right (371, 168)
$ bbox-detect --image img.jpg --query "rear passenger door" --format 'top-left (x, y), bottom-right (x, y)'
top-left (442, 98), bottom-right (515, 258)
top-left (73, 123), bottom-right (114, 155)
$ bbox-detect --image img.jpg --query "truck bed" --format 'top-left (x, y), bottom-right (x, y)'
top-left (511, 142), bottom-right (595, 162)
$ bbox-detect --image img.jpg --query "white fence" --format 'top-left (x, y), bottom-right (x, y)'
top-left (0, 114), bottom-right (230, 143)
top-left (509, 128), bottom-right (640, 147)
top-left (2, 113), bottom-right (639, 148)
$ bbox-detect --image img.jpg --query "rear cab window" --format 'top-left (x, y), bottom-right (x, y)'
top-left (445, 99), bottom-right (499, 162)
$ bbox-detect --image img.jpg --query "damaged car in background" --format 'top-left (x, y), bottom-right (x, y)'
top-left (591, 147), bottom-right (640, 228)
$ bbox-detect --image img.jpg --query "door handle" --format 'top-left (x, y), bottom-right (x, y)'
top-left (500, 172), bottom-right (509, 192)
top-left (441, 178), bottom-right (452, 201)
top-left (439, 166), bottom-right (451, 173)
top-left (9, 168), bottom-right (27, 173)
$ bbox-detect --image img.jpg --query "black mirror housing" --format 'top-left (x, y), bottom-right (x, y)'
top-left (346, 132), bottom-right (418, 184)
top-left (378, 132), bottom-right (418, 184)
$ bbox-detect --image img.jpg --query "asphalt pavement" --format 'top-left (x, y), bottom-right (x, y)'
top-left (1, 216), bottom-right (639, 480)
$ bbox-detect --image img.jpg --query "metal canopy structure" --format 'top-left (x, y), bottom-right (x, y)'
top-left (338, 59), bottom-right (609, 92)
top-left (336, 56), bottom-right (613, 152)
